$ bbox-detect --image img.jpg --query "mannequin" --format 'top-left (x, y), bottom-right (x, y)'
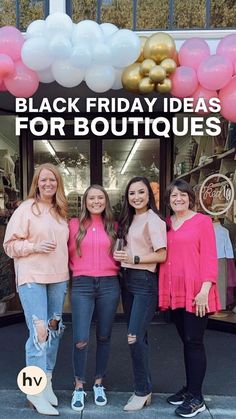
top-left (213, 218), bottom-right (235, 309)
top-left (2, 150), bottom-right (16, 190)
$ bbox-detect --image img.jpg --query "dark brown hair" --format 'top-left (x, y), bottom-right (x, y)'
top-left (165, 179), bottom-right (195, 209)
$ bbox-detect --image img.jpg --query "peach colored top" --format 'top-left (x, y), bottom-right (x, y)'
top-left (122, 209), bottom-right (167, 272)
top-left (3, 199), bottom-right (69, 286)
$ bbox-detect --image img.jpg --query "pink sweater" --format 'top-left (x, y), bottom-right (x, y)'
top-left (159, 213), bottom-right (221, 314)
top-left (3, 199), bottom-right (69, 286)
top-left (68, 215), bottom-right (119, 278)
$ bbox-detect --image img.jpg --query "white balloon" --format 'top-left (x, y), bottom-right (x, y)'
top-left (112, 68), bottom-right (123, 90)
top-left (37, 68), bottom-right (55, 83)
top-left (107, 29), bottom-right (141, 68)
top-left (46, 12), bottom-right (73, 38)
top-left (92, 42), bottom-right (111, 65)
top-left (51, 59), bottom-right (85, 88)
top-left (72, 20), bottom-right (103, 46)
top-left (70, 44), bottom-right (92, 68)
top-left (21, 37), bottom-right (53, 71)
top-left (26, 20), bottom-right (46, 39)
top-left (85, 64), bottom-right (115, 93)
top-left (100, 23), bottom-right (118, 38)
top-left (49, 35), bottom-right (72, 60)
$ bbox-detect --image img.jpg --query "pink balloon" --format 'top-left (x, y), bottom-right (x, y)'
top-left (234, 60), bottom-right (236, 75)
top-left (216, 34), bottom-right (236, 65)
top-left (0, 54), bottom-right (14, 77)
top-left (179, 38), bottom-right (210, 70)
top-left (0, 26), bottom-right (24, 61)
top-left (170, 66), bottom-right (198, 98)
top-left (219, 76), bottom-right (236, 122)
top-left (4, 60), bottom-right (39, 98)
top-left (197, 54), bottom-right (233, 90)
top-left (192, 86), bottom-right (218, 114)
top-left (0, 80), bottom-right (7, 91)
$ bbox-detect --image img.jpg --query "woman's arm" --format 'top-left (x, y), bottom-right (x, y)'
top-left (193, 281), bottom-right (212, 317)
top-left (114, 248), bottom-right (166, 264)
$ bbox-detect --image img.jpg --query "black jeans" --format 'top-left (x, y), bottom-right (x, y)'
top-left (172, 308), bottom-right (208, 398)
top-left (121, 268), bottom-right (157, 396)
top-left (71, 275), bottom-right (120, 382)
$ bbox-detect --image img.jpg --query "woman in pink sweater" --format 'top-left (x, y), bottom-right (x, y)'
top-left (3, 163), bottom-right (69, 416)
top-left (68, 185), bottom-right (120, 412)
top-left (159, 179), bottom-right (221, 418)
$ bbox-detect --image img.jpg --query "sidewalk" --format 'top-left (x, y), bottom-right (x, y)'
top-left (0, 390), bottom-right (235, 418)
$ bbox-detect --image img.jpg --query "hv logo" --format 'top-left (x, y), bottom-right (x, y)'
top-left (17, 366), bottom-right (47, 395)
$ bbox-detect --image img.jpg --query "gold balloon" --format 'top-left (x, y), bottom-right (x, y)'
top-left (140, 59), bottom-right (156, 76)
top-left (160, 58), bottom-right (177, 75)
top-left (149, 65), bottom-right (166, 83)
top-left (157, 78), bottom-right (172, 93)
top-left (144, 32), bottom-right (176, 64)
top-left (139, 77), bottom-right (155, 94)
top-left (136, 36), bottom-right (148, 63)
top-left (122, 63), bottom-right (142, 93)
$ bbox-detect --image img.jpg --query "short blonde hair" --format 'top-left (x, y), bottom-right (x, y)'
top-left (28, 163), bottom-right (67, 220)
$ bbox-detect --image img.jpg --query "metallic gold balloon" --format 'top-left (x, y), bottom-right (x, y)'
top-left (160, 58), bottom-right (177, 75)
top-left (136, 36), bottom-right (148, 63)
top-left (139, 77), bottom-right (155, 94)
top-left (149, 65), bottom-right (166, 83)
top-left (157, 78), bottom-right (172, 93)
top-left (144, 32), bottom-right (176, 64)
top-left (140, 59), bottom-right (156, 76)
top-left (122, 63), bottom-right (142, 93)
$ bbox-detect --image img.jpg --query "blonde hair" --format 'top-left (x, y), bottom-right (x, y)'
top-left (28, 163), bottom-right (68, 220)
top-left (76, 184), bottom-right (116, 256)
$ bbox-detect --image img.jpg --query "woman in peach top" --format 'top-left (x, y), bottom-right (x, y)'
top-left (114, 176), bottom-right (167, 411)
top-left (4, 163), bottom-right (69, 416)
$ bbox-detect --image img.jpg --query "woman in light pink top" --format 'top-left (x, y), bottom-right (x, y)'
top-left (114, 176), bottom-right (167, 411)
top-left (159, 179), bottom-right (221, 418)
top-left (3, 163), bottom-right (69, 416)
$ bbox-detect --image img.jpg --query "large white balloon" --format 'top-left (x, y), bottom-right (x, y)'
top-left (92, 42), bottom-right (111, 65)
top-left (70, 43), bottom-right (92, 68)
top-left (108, 29), bottom-right (141, 68)
top-left (25, 20), bottom-right (46, 39)
top-left (37, 68), bottom-right (55, 83)
top-left (49, 35), bottom-right (72, 60)
top-left (46, 12), bottom-right (73, 38)
top-left (112, 68), bottom-right (123, 90)
top-left (72, 20), bottom-right (103, 46)
top-left (85, 64), bottom-right (115, 93)
top-left (100, 23), bottom-right (118, 38)
top-left (51, 59), bottom-right (85, 88)
top-left (21, 37), bottom-right (53, 71)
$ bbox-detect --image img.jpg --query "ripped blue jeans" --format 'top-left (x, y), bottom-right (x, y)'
top-left (18, 281), bottom-right (68, 373)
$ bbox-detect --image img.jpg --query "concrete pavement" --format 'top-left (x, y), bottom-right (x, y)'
top-left (0, 391), bottom-right (235, 419)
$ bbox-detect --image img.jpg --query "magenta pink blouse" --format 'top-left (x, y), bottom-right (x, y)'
top-left (159, 213), bottom-right (221, 314)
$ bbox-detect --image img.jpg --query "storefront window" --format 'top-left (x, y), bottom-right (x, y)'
top-left (210, 0), bottom-right (236, 29)
top-left (0, 0), bottom-right (47, 30)
top-left (100, 0), bottom-right (133, 28)
top-left (72, 0), bottom-right (97, 22)
top-left (136, 0), bottom-right (169, 31)
top-left (173, 0), bottom-right (205, 29)
top-left (174, 114), bottom-right (236, 323)
top-left (33, 139), bottom-right (90, 218)
top-left (102, 138), bottom-right (160, 219)
top-left (0, 115), bottom-right (21, 317)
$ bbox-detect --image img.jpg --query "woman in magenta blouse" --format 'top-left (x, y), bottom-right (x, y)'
top-left (159, 179), bottom-right (221, 418)
top-left (68, 185), bottom-right (120, 412)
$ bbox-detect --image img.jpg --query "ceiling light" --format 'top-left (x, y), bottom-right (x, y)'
top-left (120, 139), bottom-right (143, 175)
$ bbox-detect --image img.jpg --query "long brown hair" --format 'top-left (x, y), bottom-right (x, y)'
top-left (28, 163), bottom-right (68, 220)
top-left (76, 185), bottom-right (117, 256)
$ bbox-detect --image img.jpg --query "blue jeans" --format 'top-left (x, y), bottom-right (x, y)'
top-left (71, 276), bottom-right (120, 382)
top-left (18, 281), bottom-right (68, 372)
top-left (121, 268), bottom-right (157, 396)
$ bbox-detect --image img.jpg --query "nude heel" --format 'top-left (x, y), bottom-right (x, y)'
top-left (123, 393), bottom-right (152, 411)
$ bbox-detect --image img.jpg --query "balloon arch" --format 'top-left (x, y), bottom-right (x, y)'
top-left (0, 12), bottom-right (236, 122)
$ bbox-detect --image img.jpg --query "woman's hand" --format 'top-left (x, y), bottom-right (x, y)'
top-left (113, 250), bottom-right (133, 264)
top-left (193, 281), bottom-right (212, 317)
top-left (33, 240), bottom-right (57, 254)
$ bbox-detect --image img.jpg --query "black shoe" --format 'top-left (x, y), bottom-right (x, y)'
top-left (175, 395), bottom-right (206, 417)
top-left (167, 387), bottom-right (190, 405)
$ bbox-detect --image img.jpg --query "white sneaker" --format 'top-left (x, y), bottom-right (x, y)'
top-left (93, 384), bottom-right (107, 406)
top-left (71, 388), bottom-right (87, 411)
